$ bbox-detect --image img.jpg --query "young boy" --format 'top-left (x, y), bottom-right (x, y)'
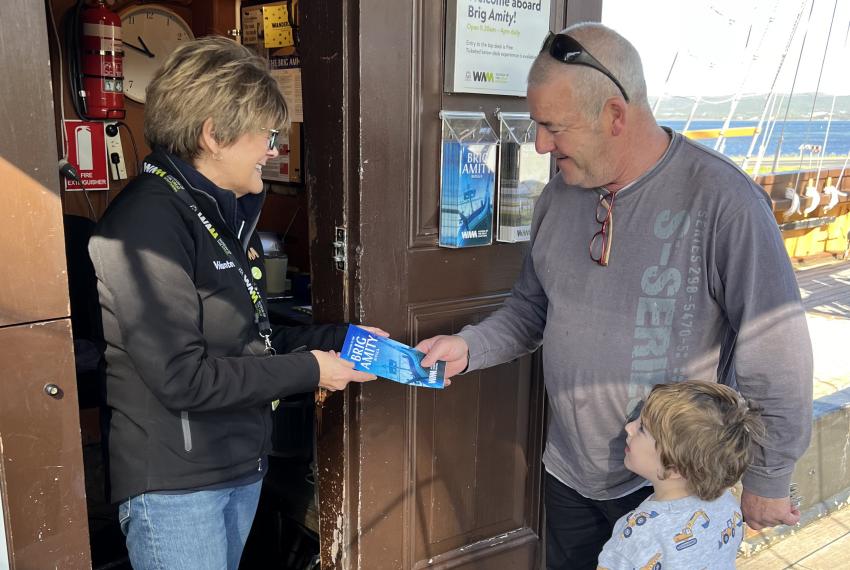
top-left (597, 381), bottom-right (764, 570)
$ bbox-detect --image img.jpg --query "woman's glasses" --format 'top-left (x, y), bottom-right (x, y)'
top-left (589, 191), bottom-right (615, 266)
top-left (262, 128), bottom-right (280, 151)
top-left (540, 32), bottom-right (630, 103)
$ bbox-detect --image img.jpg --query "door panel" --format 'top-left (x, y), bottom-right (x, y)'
top-left (0, 321), bottom-right (90, 568)
top-left (409, 299), bottom-right (537, 559)
top-left (0, 0), bottom-right (70, 328)
top-left (0, 156), bottom-right (70, 328)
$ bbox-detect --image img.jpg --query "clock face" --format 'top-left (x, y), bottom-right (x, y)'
top-left (120, 6), bottom-right (194, 104)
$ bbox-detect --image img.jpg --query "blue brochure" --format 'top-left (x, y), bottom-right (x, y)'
top-left (439, 141), bottom-right (497, 248)
top-left (339, 325), bottom-right (446, 389)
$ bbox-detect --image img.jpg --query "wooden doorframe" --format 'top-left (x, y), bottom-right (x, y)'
top-left (0, 0), bottom-right (92, 567)
top-left (300, 0), bottom-right (363, 567)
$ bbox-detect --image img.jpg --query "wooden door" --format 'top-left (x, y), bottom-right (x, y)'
top-left (348, 1), bottom-right (552, 564)
top-left (303, 1), bottom-right (600, 568)
top-left (0, 0), bottom-right (91, 567)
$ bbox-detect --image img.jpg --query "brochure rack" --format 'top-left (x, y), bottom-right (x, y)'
top-left (496, 112), bottom-right (551, 243)
top-left (438, 111), bottom-right (498, 248)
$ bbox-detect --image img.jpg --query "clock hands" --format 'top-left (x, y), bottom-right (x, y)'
top-left (138, 37), bottom-right (155, 57)
top-left (124, 36), bottom-right (155, 58)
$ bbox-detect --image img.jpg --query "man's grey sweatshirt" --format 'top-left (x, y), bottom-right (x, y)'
top-left (458, 130), bottom-right (813, 500)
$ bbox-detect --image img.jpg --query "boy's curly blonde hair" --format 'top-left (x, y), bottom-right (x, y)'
top-left (641, 381), bottom-right (764, 501)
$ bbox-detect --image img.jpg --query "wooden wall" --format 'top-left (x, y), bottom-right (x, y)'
top-left (758, 168), bottom-right (850, 260)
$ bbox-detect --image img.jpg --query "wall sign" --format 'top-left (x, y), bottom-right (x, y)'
top-left (63, 120), bottom-right (109, 192)
top-left (262, 4), bottom-right (294, 49)
top-left (270, 54), bottom-right (303, 123)
top-left (444, 0), bottom-right (551, 96)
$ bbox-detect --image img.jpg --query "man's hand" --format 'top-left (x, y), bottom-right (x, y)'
top-left (741, 490), bottom-right (800, 530)
top-left (415, 335), bottom-right (469, 379)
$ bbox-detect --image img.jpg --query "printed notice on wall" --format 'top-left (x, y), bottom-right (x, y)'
top-left (270, 55), bottom-right (303, 123)
top-left (445, 0), bottom-right (551, 96)
top-left (262, 4), bottom-right (294, 49)
top-left (241, 6), bottom-right (262, 47)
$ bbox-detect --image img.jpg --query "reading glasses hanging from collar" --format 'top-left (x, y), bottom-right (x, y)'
top-left (540, 32), bottom-right (630, 103)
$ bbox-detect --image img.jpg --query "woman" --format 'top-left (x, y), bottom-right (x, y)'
top-left (89, 36), bottom-right (381, 570)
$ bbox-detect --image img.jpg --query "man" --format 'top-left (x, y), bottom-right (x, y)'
top-left (417, 22), bottom-right (812, 570)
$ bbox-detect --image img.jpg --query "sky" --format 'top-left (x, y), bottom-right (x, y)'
top-left (602, 0), bottom-right (850, 98)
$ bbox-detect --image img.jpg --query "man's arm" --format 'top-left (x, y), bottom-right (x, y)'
top-left (418, 187), bottom-right (555, 374)
top-left (713, 190), bottom-right (813, 528)
top-left (417, 241), bottom-right (549, 375)
top-left (455, 247), bottom-right (549, 371)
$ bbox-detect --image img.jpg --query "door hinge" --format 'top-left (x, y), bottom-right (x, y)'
top-left (332, 227), bottom-right (347, 271)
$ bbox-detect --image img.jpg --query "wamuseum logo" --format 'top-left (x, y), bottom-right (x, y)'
top-left (466, 70), bottom-right (509, 83)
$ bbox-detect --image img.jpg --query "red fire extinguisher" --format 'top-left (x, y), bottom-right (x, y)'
top-left (80, 0), bottom-right (125, 119)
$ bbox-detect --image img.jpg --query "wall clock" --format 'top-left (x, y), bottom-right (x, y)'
top-left (120, 5), bottom-right (194, 104)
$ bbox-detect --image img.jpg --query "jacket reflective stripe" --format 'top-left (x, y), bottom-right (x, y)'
top-left (181, 411), bottom-right (192, 452)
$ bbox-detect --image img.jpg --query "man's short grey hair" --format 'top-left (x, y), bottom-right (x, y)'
top-left (528, 22), bottom-right (649, 120)
top-left (144, 36), bottom-right (288, 161)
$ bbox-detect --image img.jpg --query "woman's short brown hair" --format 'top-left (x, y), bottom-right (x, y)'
top-left (144, 36), bottom-right (288, 161)
top-left (641, 381), bottom-right (764, 501)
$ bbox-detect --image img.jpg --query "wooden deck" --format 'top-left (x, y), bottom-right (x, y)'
top-left (796, 260), bottom-right (850, 319)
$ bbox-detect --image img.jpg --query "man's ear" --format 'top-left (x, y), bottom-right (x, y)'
top-left (198, 118), bottom-right (221, 156)
top-left (605, 97), bottom-right (628, 136)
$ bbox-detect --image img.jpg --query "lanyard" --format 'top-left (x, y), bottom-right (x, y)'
top-left (142, 162), bottom-right (275, 355)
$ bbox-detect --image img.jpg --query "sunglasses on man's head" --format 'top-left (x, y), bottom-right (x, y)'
top-left (540, 32), bottom-right (630, 103)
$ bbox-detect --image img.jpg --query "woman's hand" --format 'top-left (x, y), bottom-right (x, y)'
top-left (312, 350), bottom-right (376, 391)
top-left (357, 325), bottom-right (390, 337)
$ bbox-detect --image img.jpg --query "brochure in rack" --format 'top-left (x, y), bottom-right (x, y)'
top-left (439, 141), bottom-right (497, 248)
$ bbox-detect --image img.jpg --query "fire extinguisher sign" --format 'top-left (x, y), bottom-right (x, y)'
top-left (63, 120), bottom-right (109, 191)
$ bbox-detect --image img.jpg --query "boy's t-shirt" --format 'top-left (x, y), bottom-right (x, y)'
top-left (597, 490), bottom-right (742, 570)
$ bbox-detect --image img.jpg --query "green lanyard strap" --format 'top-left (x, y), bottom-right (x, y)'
top-left (142, 162), bottom-right (275, 355)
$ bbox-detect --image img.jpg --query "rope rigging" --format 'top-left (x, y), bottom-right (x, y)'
top-left (791, 0), bottom-right (840, 202)
top-left (769, 0), bottom-right (817, 175)
top-left (714, 0), bottom-right (781, 153)
top-left (743, 0), bottom-right (810, 174)
top-left (813, 19), bottom-right (850, 191)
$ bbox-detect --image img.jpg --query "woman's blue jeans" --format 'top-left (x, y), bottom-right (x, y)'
top-left (119, 479), bottom-right (263, 570)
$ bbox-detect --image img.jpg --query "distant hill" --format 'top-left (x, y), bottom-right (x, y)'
top-left (651, 93), bottom-right (850, 121)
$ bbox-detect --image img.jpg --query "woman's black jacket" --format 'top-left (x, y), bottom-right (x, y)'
top-left (89, 150), bottom-right (345, 502)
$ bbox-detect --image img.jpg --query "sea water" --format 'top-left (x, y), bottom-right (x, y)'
top-left (660, 119), bottom-right (850, 162)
